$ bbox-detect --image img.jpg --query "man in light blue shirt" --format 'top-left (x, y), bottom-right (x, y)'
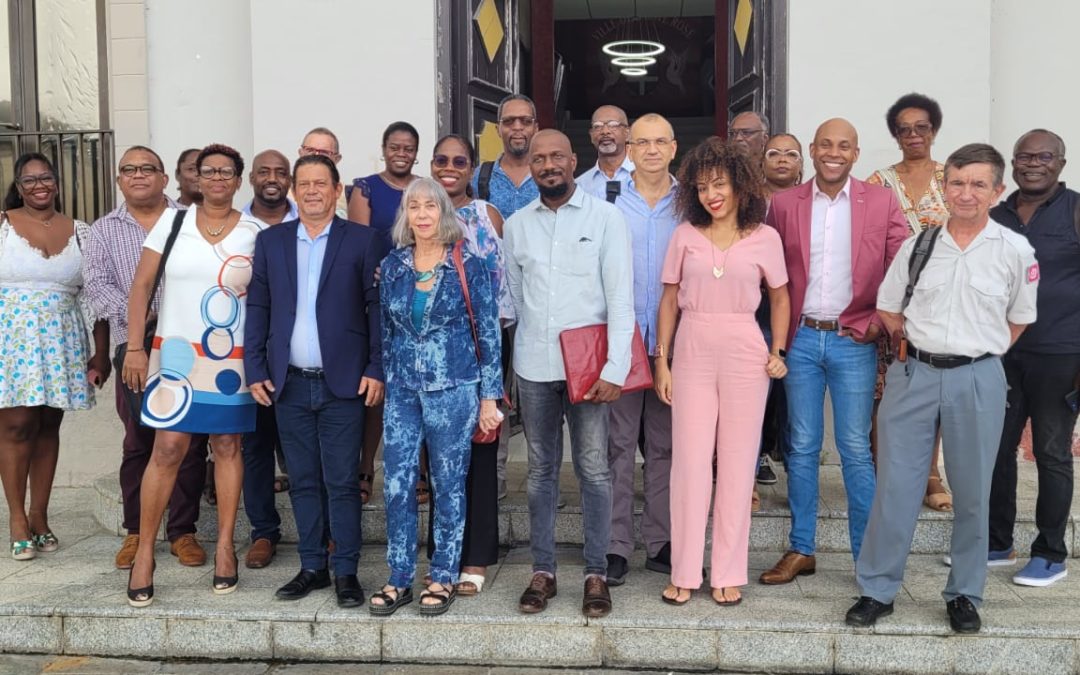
top-left (603, 113), bottom-right (679, 586)
top-left (576, 105), bottom-right (634, 201)
top-left (504, 129), bottom-right (634, 619)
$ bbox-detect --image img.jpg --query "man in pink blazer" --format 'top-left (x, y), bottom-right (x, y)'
top-left (759, 118), bottom-right (908, 584)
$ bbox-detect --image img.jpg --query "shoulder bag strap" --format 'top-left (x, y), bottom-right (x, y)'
top-left (901, 226), bottom-right (942, 312)
top-left (451, 240), bottom-right (511, 408)
top-left (145, 209), bottom-right (186, 320)
top-left (477, 161), bottom-right (495, 201)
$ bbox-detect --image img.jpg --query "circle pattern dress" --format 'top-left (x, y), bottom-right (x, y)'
top-left (140, 207), bottom-right (260, 434)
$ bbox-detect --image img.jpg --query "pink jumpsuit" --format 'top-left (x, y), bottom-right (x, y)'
top-left (661, 223), bottom-right (788, 589)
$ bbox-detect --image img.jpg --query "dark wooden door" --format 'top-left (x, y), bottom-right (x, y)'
top-left (723, 0), bottom-right (786, 133)
top-left (437, 0), bottom-right (519, 162)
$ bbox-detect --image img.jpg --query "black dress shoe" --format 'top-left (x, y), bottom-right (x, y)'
top-left (334, 574), bottom-right (365, 608)
top-left (946, 596), bottom-right (981, 633)
top-left (645, 542), bottom-right (672, 574)
top-left (275, 569), bottom-right (331, 601)
top-left (606, 554), bottom-right (629, 586)
top-left (845, 596), bottom-right (894, 627)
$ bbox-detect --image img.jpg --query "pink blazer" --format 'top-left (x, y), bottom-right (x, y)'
top-left (765, 177), bottom-right (908, 346)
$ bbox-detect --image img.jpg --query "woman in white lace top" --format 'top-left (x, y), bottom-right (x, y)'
top-left (0, 153), bottom-right (108, 561)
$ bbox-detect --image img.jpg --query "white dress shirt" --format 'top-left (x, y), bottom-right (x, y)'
top-left (803, 178), bottom-right (853, 320)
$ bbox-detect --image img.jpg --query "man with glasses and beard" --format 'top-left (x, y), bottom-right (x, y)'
top-left (471, 94), bottom-right (540, 220)
top-left (577, 105), bottom-right (634, 199)
top-left (504, 129), bottom-right (634, 619)
top-left (238, 150), bottom-right (298, 571)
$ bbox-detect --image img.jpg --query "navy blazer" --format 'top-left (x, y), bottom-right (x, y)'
top-left (244, 216), bottom-right (386, 401)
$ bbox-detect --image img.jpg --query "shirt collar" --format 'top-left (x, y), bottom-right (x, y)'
top-left (296, 219), bottom-right (333, 242)
top-left (244, 199), bottom-right (299, 222)
top-left (113, 195), bottom-right (181, 223)
top-left (811, 176), bottom-right (851, 202)
top-left (626, 173), bottom-right (678, 197)
top-left (1002, 182), bottom-right (1069, 212)
top-left (586, 155), bottom-right (635, 180)
top-left (533, 184), bottom-right (587, 212)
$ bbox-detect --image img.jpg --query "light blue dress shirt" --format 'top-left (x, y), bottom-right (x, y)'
top-left (288, 221), bottom-right (332, 368)
top-left (241, 199), bottom-right (299, 229)
top-left (503, 187), bottom-right (635, 385)
top-left (614, 175), bottom-right (679, 355)
top-left (575, 155), bottom-right (635, 199)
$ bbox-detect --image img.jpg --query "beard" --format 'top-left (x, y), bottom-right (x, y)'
top-left (538, 181), bottom-right (569, 199)
top-left (256, 189), bottom-right (287, 208)
top-left (506, 143), bottom-right (529, 158)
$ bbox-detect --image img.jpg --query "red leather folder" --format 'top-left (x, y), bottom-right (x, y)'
top-left (559, 323), bottom-right (653, 405)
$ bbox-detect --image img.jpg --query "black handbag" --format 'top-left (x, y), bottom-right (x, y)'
top-left (118, 209), bottom-right (186, 419)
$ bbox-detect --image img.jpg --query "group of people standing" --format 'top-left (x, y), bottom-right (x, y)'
top-left (0, 89), bottom-right (1074, 635)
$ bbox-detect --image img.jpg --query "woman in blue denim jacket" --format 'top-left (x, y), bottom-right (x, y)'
top-left (370, 177), bottom-right (503, 617)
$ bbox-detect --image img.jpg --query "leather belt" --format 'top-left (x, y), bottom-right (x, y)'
top-left (287, 365), bottom-right (325, 379)
top-left (909, 346), bottom-right (994, 370)
top-left (803, 317), bottom-right (840, 331)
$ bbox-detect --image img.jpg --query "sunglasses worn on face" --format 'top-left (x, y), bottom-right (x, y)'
top-left (432, 154), bottom-right (469, 169)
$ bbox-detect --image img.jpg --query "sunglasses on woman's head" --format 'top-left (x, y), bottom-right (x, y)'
top-left (432, 154), bottom-right (469, 169)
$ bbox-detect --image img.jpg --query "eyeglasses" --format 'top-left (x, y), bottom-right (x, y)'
top-left (1014, 152), bottom-right (1061, 166)
top-left (896, 122), bottom-right (934, 137)
top-left (765, 149), bottom-right (802, 162)
top-left (499, 116), bottom-right (536, 128)
top-left (300, 145), bottom-right (338, 158)
top-left (198, 166), bottom-right (238, 180)
top-left (590, 120), bottom-right (627, 132)
top-left (728, 128), bottom-right (764, 139)
top-left (630, 137), bottom-right (672, 149)
top-left (432, 154), bottom-right (469, 169)
top-left (119, 164), bottom-right (162, 178)
top-left (17, 173), bottom-right (57, 189)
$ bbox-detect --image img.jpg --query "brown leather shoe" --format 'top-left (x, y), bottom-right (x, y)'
top-left (519, 573), bottom-right (557, 614)
top-left (582, 575), bottom-right (612, 618)
top-left (115, 534), bottom-right (139, 570)
top-left (169, 533), bottom-right (207, 567)
top-left (245, 538), bottom-right (277, 569)
top-left (759, 551), bottom-right (816, 585)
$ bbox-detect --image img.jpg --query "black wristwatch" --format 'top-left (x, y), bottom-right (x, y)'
top-left (773, 348), bottom-right (787, 359)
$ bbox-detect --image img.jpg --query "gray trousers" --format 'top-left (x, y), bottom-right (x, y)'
top-left (607, 382), bottom-right (672, 560)
top-left (857, 356), bottom-right (1007, 607)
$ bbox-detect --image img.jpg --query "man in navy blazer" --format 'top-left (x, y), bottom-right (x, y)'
top-left (244, 154), bottom-right (386, 608)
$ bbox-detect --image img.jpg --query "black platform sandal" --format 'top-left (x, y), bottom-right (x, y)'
top-left (369, 585), bottom-right (414, 616)
top-left (419, 582), bottom-right (457, 616)
top-left (127, 559), bottom-right (156, 608)
top-left (212, 552), bottom-right (239, 595)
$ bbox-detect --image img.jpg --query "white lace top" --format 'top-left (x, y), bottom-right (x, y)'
top-left (0, 216), bottom-right (96, 323)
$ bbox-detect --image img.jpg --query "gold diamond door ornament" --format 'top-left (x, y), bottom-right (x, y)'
top-left (474, 0), bottom-right (505, 63)
top-left (477, 120), bottom-right (503, 163)
top-left (733, 0), bottom-right (753, 56)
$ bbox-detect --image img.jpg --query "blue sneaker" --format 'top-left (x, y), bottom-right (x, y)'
top-left (942, 547), bottom-right (1015, 567)
top-left (1013, 557), bottom-right (1067, 587)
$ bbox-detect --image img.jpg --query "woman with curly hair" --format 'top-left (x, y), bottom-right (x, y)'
top-left (653, 136), bottom-right (790, 607)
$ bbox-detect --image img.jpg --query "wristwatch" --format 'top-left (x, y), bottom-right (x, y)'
top-left (772, 348), bottom-right (787, 359)
top-left (655, 344), bottom-right (667, 359)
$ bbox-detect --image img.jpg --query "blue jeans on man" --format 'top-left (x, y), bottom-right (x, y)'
top-left (783, 325), bottom-right (877, 560)
top-left (274, 370), bottom-right (365, 575)
top-left (517, 377), bottom-right (612, 577)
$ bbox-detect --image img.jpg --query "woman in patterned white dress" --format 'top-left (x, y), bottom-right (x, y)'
top-left (122, 144), bottom-right (258, 607)
top-left (0, 153), bottom-right (109, 561)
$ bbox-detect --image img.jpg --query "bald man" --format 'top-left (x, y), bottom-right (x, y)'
top-left (240, 149), bottom-right (299, 569)
top-left (759, 118), bottom-right (908, 585)
top-left (504, 128), bottom-right (634, 618)
top-left (604, 114), bottom-right (678, 584)
top-left (577, 105), bottom-right (634, 200)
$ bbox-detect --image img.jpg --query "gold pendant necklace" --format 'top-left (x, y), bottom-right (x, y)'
top-left (709, 226), bottom-right (738, 279)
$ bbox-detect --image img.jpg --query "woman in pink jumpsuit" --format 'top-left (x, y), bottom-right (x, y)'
top-left (654, 138), bottom-right (790, 606)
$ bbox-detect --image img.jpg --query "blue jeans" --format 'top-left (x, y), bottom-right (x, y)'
top-left (274, 371), bottom-right (365, 576)
top-left (783, 325), bottom-right (877, 559)
top-left (517, 377), bottom-right (611, 577)
top-left (383, 383), bottom-right (478, 587)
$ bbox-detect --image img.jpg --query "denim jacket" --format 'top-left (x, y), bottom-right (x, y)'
top-left (380, 245), bottom-right (503, 399)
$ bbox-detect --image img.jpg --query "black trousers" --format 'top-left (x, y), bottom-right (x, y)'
top-left (426, 437), bottom-right (500, 567)
top-left (989, 350), bottom-right (1080, 562)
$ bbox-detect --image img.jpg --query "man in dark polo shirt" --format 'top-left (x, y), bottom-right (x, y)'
top-left (989, 128), bottom-right (1080, 588)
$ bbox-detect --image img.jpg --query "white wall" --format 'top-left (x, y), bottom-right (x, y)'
top-left (990, 0), bottom-right (1080, 187)
top-left (249, 0), bottom-right (439, 189)
top-left (787, 0), bottom-right (993, 186)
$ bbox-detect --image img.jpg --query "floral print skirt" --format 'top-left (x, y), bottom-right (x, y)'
top-left (0, 288), bottom-right (92, 411)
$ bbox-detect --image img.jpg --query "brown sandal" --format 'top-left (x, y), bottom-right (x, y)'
top-left (712, 587), bottom-right (742, 606)
top-left (661, 584), bottom-right (691, 606)
top-left (923, 477), bottom-right (952, 512)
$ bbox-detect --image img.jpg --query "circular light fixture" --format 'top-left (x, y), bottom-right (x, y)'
top-left (602, 40), bottom-right (666, 58)
top-left (611, 56), bottom-right (657, 67)
top-left (620, 67), bottom-right (648, 77)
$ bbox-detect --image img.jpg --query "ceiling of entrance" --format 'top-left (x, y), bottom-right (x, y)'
top-left (553, 0), bottom-right (715, 20)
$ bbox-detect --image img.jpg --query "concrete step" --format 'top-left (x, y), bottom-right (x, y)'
top-left (91, 463), bottom-right (1075, 558)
